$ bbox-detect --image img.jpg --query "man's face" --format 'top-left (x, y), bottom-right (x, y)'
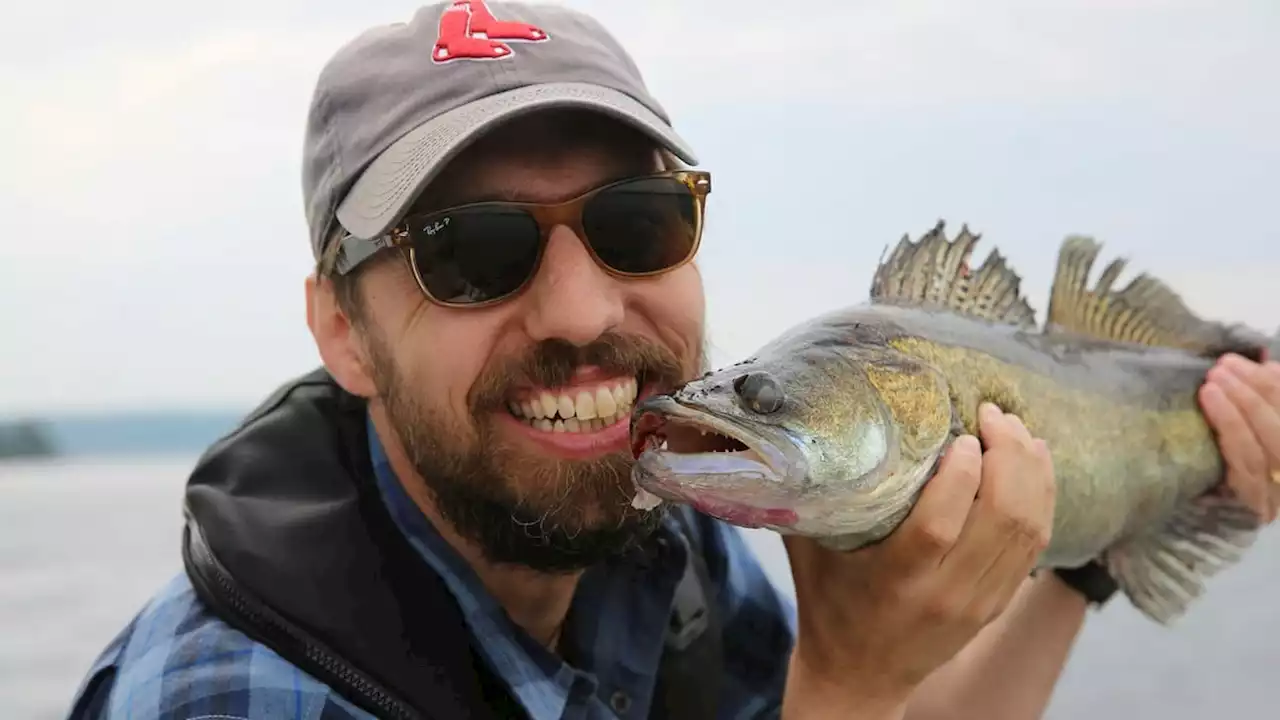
top-left (341, 115), bottom-right (706, 572)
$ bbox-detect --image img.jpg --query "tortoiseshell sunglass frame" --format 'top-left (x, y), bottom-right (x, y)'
top-left (321, 169), bottom-right (711, 309)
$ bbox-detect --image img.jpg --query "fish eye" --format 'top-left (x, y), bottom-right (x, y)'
top-left (733, 371), bottom-right (785, 414)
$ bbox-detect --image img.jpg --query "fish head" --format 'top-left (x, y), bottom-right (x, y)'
top-left (630, 329), bottom-right (954, 544)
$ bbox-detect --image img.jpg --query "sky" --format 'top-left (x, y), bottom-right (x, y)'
top-left (1, 0), bottom-right (1278, 415)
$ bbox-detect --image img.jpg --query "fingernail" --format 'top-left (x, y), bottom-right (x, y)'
top-left (952, 434), bottom-right (980, 456)
top-left (979, 402), bottom-right (1001, 422)
top-left (1199, 383), bottom-right (1229, 410)
top-left (1222, 354), bottom-right (1256, 375)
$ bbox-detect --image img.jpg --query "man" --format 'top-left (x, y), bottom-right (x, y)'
top-left (67, 2), bottom-right (1280, 719)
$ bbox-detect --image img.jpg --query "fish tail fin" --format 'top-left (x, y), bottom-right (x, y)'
top-left (1103, 493), bottom-right (1261, 625)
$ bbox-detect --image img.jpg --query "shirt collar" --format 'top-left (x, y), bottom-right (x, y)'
top-left (364, 414), bottom-right (687, 720)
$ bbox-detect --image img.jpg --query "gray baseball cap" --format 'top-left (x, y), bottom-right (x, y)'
top-left (301, 0), bottom-right (700, 264)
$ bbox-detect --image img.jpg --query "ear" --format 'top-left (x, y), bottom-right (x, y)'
top-left (306, 273), bottom-right (378, 398)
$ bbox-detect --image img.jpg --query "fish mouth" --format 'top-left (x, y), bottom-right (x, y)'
top-left (629, 396), bottom-right (783, 475)
top-left (628, 396), bottom-right (805, 529)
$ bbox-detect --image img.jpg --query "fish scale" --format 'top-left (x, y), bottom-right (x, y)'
top-left (631, 221), bottom-right (1278, 626)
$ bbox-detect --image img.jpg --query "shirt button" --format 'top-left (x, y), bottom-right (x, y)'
top-left (609, 690), bottom-right (632, 715)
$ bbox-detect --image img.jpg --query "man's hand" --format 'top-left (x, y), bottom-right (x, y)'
top-left (780, 403), bottom-right (1056, 720)
top-left (1200, 353), bottom-right (1280, 523)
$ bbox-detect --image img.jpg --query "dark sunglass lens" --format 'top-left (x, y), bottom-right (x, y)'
top-left (582, 177), bottom-right (698, 275)
top-left (410, 207), bottom-right (541, 304)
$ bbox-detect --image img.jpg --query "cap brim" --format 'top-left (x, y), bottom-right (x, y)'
top-left (335, 81), bottom-right (700, 240)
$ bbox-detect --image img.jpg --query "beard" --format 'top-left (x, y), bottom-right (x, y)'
top-left (367, 329), bottom-right (699, 573)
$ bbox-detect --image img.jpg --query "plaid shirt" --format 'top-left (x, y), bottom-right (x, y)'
top-left (67, 419), bottom-right (796, 719)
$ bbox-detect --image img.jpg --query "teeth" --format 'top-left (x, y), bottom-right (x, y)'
top-left (595, 387), bottom-right (617, 418)
top-left (539, 393), bottom-right (557, 419)
top-left (508, 377), bottom-right (640, 432)
top-left (556, 394), bottom-right (575, 419)
top-left (575, 391), bottom-right (597, 420)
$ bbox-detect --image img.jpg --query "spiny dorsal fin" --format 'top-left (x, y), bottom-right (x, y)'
top-left (1046, 236), bottom-right (1266, 360)
top-left (870, 220), bottom-right (1038, 328)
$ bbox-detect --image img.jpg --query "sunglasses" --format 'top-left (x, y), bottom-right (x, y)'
top-left (328, 169), bottom-right (711, 308)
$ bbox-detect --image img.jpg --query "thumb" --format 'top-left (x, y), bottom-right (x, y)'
top-left (880, 434), bottom-right (983, 571)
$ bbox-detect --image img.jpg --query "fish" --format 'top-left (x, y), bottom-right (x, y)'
top-left (628, 221), bottom-right (1280, 625)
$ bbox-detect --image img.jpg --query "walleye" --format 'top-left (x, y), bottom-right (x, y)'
top-left (629, 221), bottom-right (1279, 625)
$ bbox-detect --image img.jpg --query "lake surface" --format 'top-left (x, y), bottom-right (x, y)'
top-left (2, 457), bottom-right (1274, 719)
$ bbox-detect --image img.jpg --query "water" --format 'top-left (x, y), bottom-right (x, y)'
top-left (2, 459), bottom-right (1274, 719)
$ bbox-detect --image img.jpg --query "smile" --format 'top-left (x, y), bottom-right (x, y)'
top-left (507, 377), bottom-right (638, 433)
top-left (500, 372), bottom-right (648, 459)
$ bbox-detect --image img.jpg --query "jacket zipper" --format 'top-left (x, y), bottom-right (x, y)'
top-left (183, 522), bottom-right (422, 720)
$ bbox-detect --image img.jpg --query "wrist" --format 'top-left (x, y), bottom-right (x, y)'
top-left (783, 649), bottom-right (911, 720)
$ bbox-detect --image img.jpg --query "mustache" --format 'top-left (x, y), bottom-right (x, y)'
top-left (470, 331), bottom-right (687, 412)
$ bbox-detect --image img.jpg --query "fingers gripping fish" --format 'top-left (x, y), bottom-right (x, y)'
top-left (630, 221), bottom-right (1278, 625)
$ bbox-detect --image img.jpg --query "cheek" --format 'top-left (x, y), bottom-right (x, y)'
top-left (633, 264), bottom-right (704, 347)
top-left (398, 311), bottom-right (507, 415)
top-left (361, 263), bottom-right (507, 416)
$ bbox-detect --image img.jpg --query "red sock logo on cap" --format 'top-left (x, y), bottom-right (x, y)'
top-left (433, 1), bottom-right (549, 63)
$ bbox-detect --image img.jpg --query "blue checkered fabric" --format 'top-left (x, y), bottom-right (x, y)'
top-left (66, 420), bottom-right (797, 719)
top-left (67, 574), bottom-right (375, 719)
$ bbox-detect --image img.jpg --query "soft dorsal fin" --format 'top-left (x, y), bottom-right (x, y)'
top-left (1047, 235), bottom-right (1266, 360)
top-left (870, 220), bottom-right (1038, 328)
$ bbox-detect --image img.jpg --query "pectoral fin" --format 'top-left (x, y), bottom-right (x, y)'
top-left (1103, 493), bottom-right (1261, 625)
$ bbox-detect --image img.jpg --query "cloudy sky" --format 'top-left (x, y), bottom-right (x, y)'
top-left (1, 0), bottom-right (1277, 415)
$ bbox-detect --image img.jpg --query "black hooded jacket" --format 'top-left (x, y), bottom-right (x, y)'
top-left (173, 368), bottom-right (723, 719)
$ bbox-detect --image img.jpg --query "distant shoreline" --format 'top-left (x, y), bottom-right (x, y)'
top-left (0, 410), bottom-right (245, 461)
top-left (0, 419), bottom-right (58, 460)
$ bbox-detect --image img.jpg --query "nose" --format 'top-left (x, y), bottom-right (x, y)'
top-left (733, 371), bottom-right (786, 414)
top-left (521, 225), bottom-right (625, 346)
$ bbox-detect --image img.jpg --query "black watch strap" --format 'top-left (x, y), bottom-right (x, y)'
top-left (1053, 560), bottom-right (1119, 606)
